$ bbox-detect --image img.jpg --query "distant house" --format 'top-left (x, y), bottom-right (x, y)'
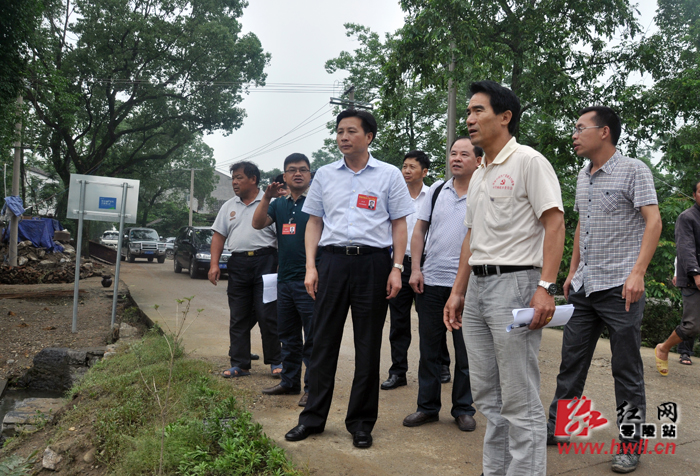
top-left (197, 170), bottom-right (233, 215)
top-left (25, 167), bottom-right (59, 216)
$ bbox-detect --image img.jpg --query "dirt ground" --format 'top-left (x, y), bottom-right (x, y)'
top-left (0, 265), bottom-right (133, 383)
top-left (0, 267), bottom-right (150, 475)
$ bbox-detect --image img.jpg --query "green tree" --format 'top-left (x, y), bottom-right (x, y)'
top-left (638, 0), bottom-right (700, 194)
top-left (325, 24), bottom-right (449, 173)
top-left (391, 0), bottom-right (643, 173)
top-left (311, 138), bottom-right (343, 169)
top-left (24, 0), bottom-right (269, 221)
top-left (0, 0), bottom-right (42, 189)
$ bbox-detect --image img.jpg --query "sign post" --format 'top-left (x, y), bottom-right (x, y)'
top-left (66, 174), bottom-right (139, 333)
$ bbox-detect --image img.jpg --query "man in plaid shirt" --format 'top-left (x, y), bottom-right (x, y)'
top-left (547, 106), bottom-right (662, 474)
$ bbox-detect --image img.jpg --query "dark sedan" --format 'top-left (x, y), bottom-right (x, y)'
top-left (173, 226), bottom-right (231, 279)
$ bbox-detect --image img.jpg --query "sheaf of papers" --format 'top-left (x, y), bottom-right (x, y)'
top-left (506, 304), bottom-right (575, 332)
top-left (262, 273), bottom-right (278, 303)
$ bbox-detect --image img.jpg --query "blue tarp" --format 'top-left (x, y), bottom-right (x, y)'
top-left (1, 196), bottom-right (25, 217)
top-left (1, 217), bottom-right (64, 253)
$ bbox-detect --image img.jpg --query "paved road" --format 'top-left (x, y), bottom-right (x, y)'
top-left (119, 259), bottom-right (700, 475)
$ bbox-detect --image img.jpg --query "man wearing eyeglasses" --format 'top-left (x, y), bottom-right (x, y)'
top-left (547, 106), bottom-right (661, 474)
top-left (253, 153), bottom-right (315, 407)
top-left (284, 109), bottom-right (414, 449)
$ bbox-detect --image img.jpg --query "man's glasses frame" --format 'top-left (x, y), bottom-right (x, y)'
top-left (285, 167), bottom-right (310, 175)
top-left (572, 125), bottom-right (602, 135)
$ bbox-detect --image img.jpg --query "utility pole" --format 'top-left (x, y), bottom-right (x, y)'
top-left (9, 96), bottom-right (23, 267)
top-left (330, 85), bottom-right (373, 111)
top-left (445, 43), bottom-right (457, 180)
top-left (188, 168), bottom-right (195, 226)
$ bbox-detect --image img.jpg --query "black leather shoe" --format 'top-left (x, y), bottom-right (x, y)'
top-left (440, 365), bottom-right (451, 383)
top-left (298, 393), bottom-right (309, 407)
top-left (381, 374), bottom-right (407, 390)
top-left (262, 384), bottom-right (300, 396)
top-left (285, 424), bottom-right (323, 441)
top-left (403, 411), bottom-right (439, 427)
top-left (352, 431), bottom-right (372, 448)
top-left (250, 353), bottom-right (260, 360)
top-left (455, 414), bottom-right (476, 431)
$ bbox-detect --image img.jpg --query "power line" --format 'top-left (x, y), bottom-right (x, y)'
top-left (21, 77), bottom-right (340, 93)
top-left (215, 103), bottom-right (333, 168)
top-left (215, 124), bottom-right (329, 174)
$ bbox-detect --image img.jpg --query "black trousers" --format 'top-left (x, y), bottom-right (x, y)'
top-left (299, 250), bottom-right (391, 434)
top-left (387, 256), bottom-right (450, 377)
top-left (226, 253), bottom-right (281, 369)
top-left (548, 285), bottom-right (645, 442)
top-left (415, 285), bottom-right (475, 418)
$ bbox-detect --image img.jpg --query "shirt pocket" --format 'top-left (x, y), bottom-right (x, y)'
top-left (485, 195), bottom-right (514, 230)
top-left (600, 189), bottom-right (620, 214)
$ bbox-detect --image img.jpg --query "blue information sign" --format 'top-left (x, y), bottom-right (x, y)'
top-left (99, 197), bottom-right (117, 209)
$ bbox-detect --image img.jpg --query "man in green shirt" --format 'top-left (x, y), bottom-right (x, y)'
top-left (253, 153), bottom-right (315, 406)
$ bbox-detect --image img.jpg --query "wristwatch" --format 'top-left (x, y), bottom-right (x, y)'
top-left (538, 280), bottom-right (557, 296)
top-left (393, 262), bottom-right (404, 272)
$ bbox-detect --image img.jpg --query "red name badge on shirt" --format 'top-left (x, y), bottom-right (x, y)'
top-left (282, 223), bottom-right (296, 235)
top-left (357, 194), bottom-right (378, 210)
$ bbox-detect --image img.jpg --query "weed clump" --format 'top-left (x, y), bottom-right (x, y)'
top-left (61, 329), bottom-right (303, 475)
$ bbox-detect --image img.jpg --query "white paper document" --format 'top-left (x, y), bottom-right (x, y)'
top-left (262, 273), bottom-right (278, 303)
top-left (507, 304), bottom-right (575, 332)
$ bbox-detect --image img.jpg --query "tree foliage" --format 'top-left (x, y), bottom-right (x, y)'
top-left (324, 24), bottom-right (449, 173)
top-left (24, 0), bottom-right (269, 224)
top-left (0, 0), bottom-right (42, 168)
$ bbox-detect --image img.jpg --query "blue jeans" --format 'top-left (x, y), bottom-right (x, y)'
top-left (277, 280), bottom-right (315, 392)
top-left (415, 284), bottom-right (474, 418)
top-left (462, 269), bottom-right (546, 476)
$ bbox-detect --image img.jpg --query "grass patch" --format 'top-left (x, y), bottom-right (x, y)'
top-left (55, 329), bottom-right (304, 475)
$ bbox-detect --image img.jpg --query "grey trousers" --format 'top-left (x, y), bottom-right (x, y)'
top-left (675, 287), bottom-right (700, 341)
top-left (462, 269), bottom-right (546, 476)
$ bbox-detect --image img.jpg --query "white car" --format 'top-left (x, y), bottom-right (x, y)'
top-left (99, 230), bottom-right (119, 249)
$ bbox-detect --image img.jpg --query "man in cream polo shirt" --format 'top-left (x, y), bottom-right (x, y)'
top-left (210, 161), bottom-right (282, 379)
top-left (444, 81), bottom-right (565, 476)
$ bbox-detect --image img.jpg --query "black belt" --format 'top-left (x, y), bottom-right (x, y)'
top-left (472, 265), bottom-right (538, 277)
top-left (230, 247), bottom-right (277, 257)
top-left (323, 245), bottom-right (389, 256)
top-left (405, 255), bottom-right (425, 266)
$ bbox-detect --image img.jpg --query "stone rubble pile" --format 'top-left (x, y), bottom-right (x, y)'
top-left (0, 240), bottom-right (103, 284)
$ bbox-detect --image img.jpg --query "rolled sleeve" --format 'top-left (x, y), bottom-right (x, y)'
top-left (417, 180), bottom-right (444, 222)
top-left (631, 162), bottom-right (658, 209)
top-left (267, 201), bottom-right (277, 222)
top-left (301, 172), bottom-right (325, 217)
top-left (211, 208), bottom-right (229, 238)
top-left (525, 155), bottom-right (564, 219)
top-left (387, 168), bottom-right (415, 220)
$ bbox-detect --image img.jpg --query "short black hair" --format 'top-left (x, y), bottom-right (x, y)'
top-left (451, 136), bottom-right (484, 159)
top-left (578, 106), bottom-right (622, 146)
top-left (694, 180), bottom-right (700, 194)
top-left (230, 161), bottom-right (260, 185)
top-left (283, 153), bottom-right (310, 170)
top-left (451, 135), bottom-right (471, 149)
top-left (403, 150), bottom-right (430, 170)
top-left (336, 109), bottom-right (378, 144)
top-left (273, 174), bottom-right (287, 188)
top-left (469, 80), bottom-right (521, 135)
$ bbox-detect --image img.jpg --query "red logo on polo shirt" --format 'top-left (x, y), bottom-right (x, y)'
top-left (492, 174), bottom-right (514, 191)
